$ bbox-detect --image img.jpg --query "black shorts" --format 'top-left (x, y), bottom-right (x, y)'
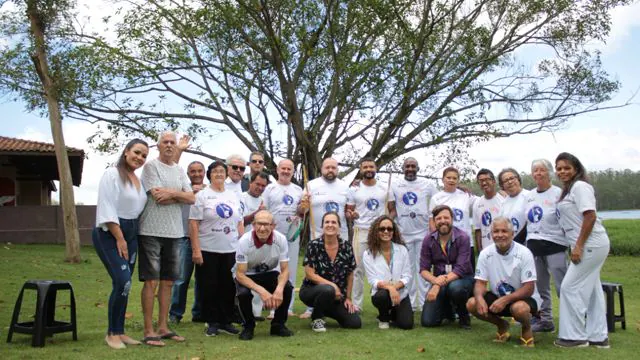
top-left (484, 292), bottom-right (538, 317)
top-left (138, 235), bottom-right (181, 281)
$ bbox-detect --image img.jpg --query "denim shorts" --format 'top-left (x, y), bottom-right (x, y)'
top-left (138, 235), bottom-right (181, 281)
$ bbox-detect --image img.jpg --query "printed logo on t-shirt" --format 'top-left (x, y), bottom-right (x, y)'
top-left (283, 194), bottom-right (294, 205)
top-left (498, 281), bottom-right (516, 296)
top-left (324, 201), bottom-right (340, 213)
top-left (223, 226), bottom-right (231, 234)
top-left (216, 203), bottom-right (234, 218)
top-left (402, 192), bottom-right (418, 206)
top-left (237, 254), bottom-right (246, 262)
top-left (482, 211), bottom-right (493, 226)
top-left (253, 263), bottom-right (270, 273)
top-left (511, 217), bottom-right (520, 232)
top-left (528, 206), bottom-right (543, 223)
top-left (409, 212), bottom-right (416, 219)
top-left (525, 270), bottom-right (533, 279)
top-left (366, 198), bottom-right (380, 210)
top-left (453, 208), bottom-right (463, 221)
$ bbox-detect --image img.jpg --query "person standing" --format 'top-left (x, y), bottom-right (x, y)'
top-left (473, 169), bottom-right (504, 252)
top-left (498, 168), bottom-right (529, 245)
top-left (525, 159), bottom-right (568, 333)
top-left (305, 158), bottom-right (350, 240)
top-left (345, 158), bottom-right (390, 311)
top-left (388, 157), bottom-right (437, 310)
top-left (263, 159), bottom-right (308, 315)
top-left (138, 131), bottom-right (195, 346)
top-left (225, 154), bottom-right (246, 194)
top-left (93, 139), bottom-right (149, 349)
top-left (169, 161), bottom-right (205, 324)
top-left (241, 151), bottom-right (266, 191)
top-left (554, 152), bottom-right (610, 349)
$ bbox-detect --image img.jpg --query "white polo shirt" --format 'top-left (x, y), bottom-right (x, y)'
top-left (235, 230), bottom-right (289, 275)
top-left (557, 181), bottom-right (609, 248)
top-left (363, 243), bottom-right (412, 299)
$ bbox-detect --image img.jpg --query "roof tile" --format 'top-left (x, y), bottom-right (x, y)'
top-left (0, 135), bottom-right (84, 154)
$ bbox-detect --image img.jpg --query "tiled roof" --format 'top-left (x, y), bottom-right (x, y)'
top-left (0, 135), bottom-right (84, 154)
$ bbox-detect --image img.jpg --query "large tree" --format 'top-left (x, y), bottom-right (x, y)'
top-left (2, 0), bottom-right (631, 179)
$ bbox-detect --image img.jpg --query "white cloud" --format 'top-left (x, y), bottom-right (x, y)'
top-left (605, 2), bottom-right (640, 52)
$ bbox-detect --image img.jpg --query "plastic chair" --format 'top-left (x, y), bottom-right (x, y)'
top-left (601, 281), bottom-right (625, 332)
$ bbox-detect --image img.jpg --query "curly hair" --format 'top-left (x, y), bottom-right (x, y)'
top-left (366, 215), bottom-right (405, 258)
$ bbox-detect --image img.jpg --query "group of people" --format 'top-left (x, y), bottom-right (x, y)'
top-left (92, 130), bottom-right (611, 350)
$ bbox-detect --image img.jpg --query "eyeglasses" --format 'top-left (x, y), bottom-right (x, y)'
top-left (231, 165), bottom-right (246, 172)
top-left (254, 222), bottom-right (273, 228)
top-left (251, 159), bottom-right (264, 164)
top-left (378, 226), bottom-right (394, 233)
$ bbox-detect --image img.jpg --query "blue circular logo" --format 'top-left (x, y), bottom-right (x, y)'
top-left (366, 199), bottom-right (380, 210)
top-left (528, 206), bottom-right (544, 223)
top-left (498, 282), bottom-right (516, 296)
top-left (402, 192), bottom-right (418, 206)
top-left (482, 211), bottom-right (492, 226)
top-left (216, 203), bottom-right (234, 219)
top-left (283, 195), bottom-right (294, 205)
top-left (453, 208), bottom-right (463, 222)
top-left (511, 217), bottom-right (520, 232)
top-left (324, 201), bottom-right (339, 212)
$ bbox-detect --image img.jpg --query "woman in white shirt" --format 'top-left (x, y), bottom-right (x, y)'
top-left (92, 139), bottom-right (149, 349)
top-left (190, 160), bottom-right (244, 337)
top-left (363, 215), bottom-right (414, 330)
top-left (498, 168), bottom-right (529, 245)
top-left (554, 153), bottom-right (610, 349)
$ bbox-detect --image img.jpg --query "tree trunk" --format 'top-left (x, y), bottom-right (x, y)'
top-left (27, 1), bottom-right (81, 263)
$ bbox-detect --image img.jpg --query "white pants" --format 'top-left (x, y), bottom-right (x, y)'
top-left (534, 251), bottom-right (568, 322)
top-left (287, 238), bottom-right (300, 312)
top-left (405, 233), bottom-right (428, 310)
top-left (558, 245), bottom-right (609, 341)
top-left (351, 227), bottom-right (369, 309)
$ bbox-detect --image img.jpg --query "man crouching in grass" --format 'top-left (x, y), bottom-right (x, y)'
top-left (466, 217), bottom-right (542, 348)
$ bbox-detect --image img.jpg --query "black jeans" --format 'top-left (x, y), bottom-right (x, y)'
top-left (195, 251), bottom-right (236, 325)
top-left (236, 271), bottom-right (293, 329)
top-left (421, 276), bottom-right (473, 327)
top-left (371, 289), bottom-right (414, 329)
top-left (299, 284), bottom-right (361, 329)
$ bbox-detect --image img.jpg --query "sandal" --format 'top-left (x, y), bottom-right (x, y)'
top-left (493, 331), bottom-right (511, 343)
top-left (142, 336), bottom-right (165, 347)
top-left (520, 336), bottom-right (535, 348)
top-left (159, 331), bottom-right (185, 342)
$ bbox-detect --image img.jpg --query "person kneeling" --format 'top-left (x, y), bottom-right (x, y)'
top-left (420, 205), bottom-right (474, 329)
top-left (466, 217), bottom-right (541, 347)
top-left (235, 210), bottom-right (294, 340)
top-left (363, 216), bottom-right (414, 330)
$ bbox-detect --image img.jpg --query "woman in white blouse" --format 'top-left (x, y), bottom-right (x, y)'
top-left (93, 139), bottom-right (149, 349)
top-left (363, 215), bottom-right (414, 330)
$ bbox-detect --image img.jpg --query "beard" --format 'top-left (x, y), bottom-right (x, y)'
top-left (323, 172), bottom-right (337, 181)
top-left (363, 171), bottom-right (376, 180)
top-left (437, 223), bottom-right (452, 236)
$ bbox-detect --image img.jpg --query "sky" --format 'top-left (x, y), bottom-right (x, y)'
top-left (1, 2), bottom-right (639, 205)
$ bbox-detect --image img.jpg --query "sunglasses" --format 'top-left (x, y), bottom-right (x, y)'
top-left (251, 159), bottom-right (264, 164)
top-left (231, 165), bottom-right (246, 172)
top-left (378, 226), bottom-right (394, 233)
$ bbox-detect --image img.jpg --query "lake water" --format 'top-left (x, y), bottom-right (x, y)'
top-left (599, 209), bottom-right (640, 220)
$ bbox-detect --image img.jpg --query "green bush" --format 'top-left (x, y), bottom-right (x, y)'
top-left (604, 219), bottom-right (640, 256)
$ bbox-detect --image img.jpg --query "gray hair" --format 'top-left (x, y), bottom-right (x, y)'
top-left (492, 216), bottom-right (514, 233)
top-left (157, 130), bottom-right (176, 143)
top-left (226, 153), bottom-right (246, 164)
top-left (531, 159), bottom-right (555, 179)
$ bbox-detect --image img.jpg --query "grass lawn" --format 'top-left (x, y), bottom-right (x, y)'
top-left (1, 244), bottom-right (638, 360)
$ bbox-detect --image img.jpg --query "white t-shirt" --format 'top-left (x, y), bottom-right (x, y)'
top-left (524, 186), bottom-right (567, 246)
top-left (363, 243), bottom-right (412, 300)
top-left (235, 230), bottom-right (289, 275)
top-left (95, 167), bottom-right (147, 230)
top-left (475, 242), bottom-right (542, 308)
top-left (429, 189), bottom-right (475, 245)
top-left (557, 181), bottom-right (609, 248)
top-left (473, 193), bottom-right (505, 249)
top-left (225, 177), bottom-right (243, 195)
top-left (305, 177), bottom-right (349, 239)
top-left (390, 177), bottom-right (437, 242)
top-left (240, 191), bottom-right (263, 233)
top-left (139, 158), bottom-right (192, 238)
top-left (189, 187), bottom-right (242, 253)
top-left (263, 182), bottom-right (303, 237)
top-left (347, 181), bottom-right (391, 231)
top-left (500, 189), bottom-right (530, 238)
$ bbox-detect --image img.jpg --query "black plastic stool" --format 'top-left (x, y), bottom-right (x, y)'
top-left (602, 281), bottom-right (625, 332)
top-left (7, 280), bottom-right (78, 347)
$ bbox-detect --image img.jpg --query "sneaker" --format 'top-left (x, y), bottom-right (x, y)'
top-left (554, 338), bottom-right (589, 348)
top-left (218, 323), bottom-right (240, 335)
top-left (458, 315), bottom-right (471, 330)
top-left (589, 338), bottom-right (610, 349)
top-left (239, 327), bottom-right (254, 341)
top-left (205, 324), bottom-right (219, 337)
top-left (531, 320), bottom-right (555, 332)
top-left (378, 321), bottom-right (390, 329)
top-left (254, 316), bottom-right (266, 322)
top-left (311, 319), bottom-right (326, 333)
top-left (270, 325), bottom-right (294, 337)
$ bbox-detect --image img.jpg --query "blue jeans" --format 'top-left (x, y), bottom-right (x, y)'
top-left (421, 276), bottom-right (474, 327)
top-left (92, 218), bottom-right (138, 335)
top-left (169, 237), bottom-right (201, 320)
